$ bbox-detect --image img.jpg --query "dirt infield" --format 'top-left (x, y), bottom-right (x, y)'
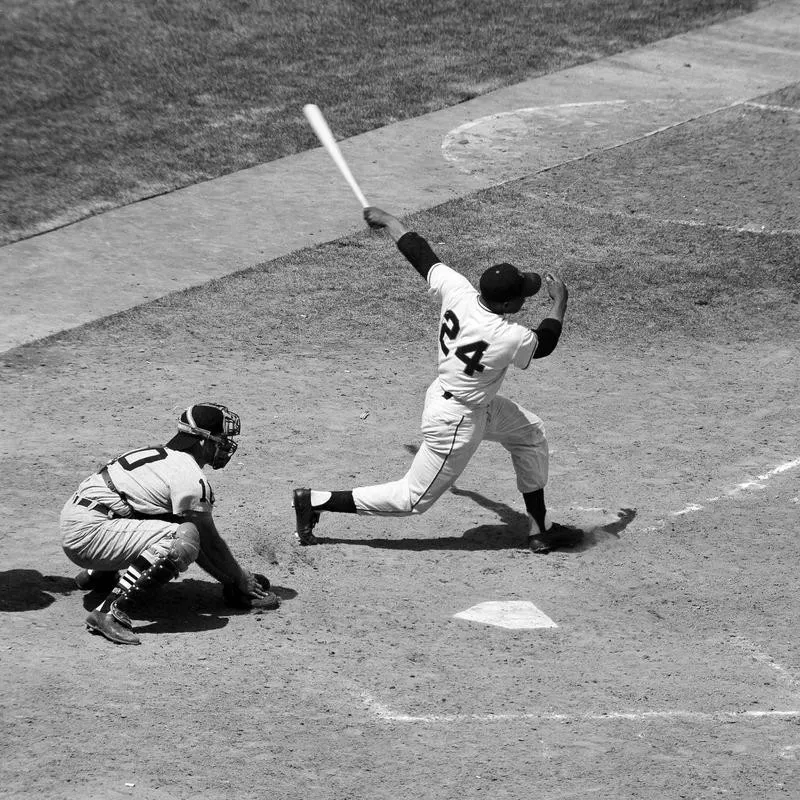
top-left (2, 71), bottom-right (799, 800)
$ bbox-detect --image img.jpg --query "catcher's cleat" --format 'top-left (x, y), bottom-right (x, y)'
top-left (85, 607), bottom-right (141, 645)
top-left (293, 488), bottom-right (320, 545)
top-left (75, 569), bottom-right (119, 592)
top-left (86, 552), bottom-right (178, 645)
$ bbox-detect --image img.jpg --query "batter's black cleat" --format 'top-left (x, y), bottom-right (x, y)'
top-left (75, 569), bottom-right (119, 592)
top-left (293, 488), bottom-right (320, 545)
top-left (85, 607), bottom-right (141, 645)
top-left (528, 533), bottom-right (553, 554)
top-left (529, 522), bottom-right (582, 554)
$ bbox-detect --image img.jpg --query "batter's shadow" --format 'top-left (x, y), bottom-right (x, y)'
top-left (317, 487), bottom-right (526, 551)
top-left (80, 577), bottom-right (294, 636)
top-left (319, 486), bottom-right (636, 552)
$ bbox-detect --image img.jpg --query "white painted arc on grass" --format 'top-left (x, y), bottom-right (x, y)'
top-left (443, 99), bottom-right (799, 150)
top-left (442, 99), bottom-right (800, 237)
top-left (441, 99), bottom-right (629, 149)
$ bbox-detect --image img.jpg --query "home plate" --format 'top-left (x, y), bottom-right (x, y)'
top-left (453, 601), bottom-right (557, 629)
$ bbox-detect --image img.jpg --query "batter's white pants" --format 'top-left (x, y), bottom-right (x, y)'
top-left (353, 380), bottom-right (548, 516)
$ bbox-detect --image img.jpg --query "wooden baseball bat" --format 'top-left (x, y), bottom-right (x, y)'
top-left (303, 103), bottom-right (369, 208)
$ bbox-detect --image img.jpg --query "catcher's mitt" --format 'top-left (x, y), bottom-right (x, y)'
top-left (222, 573), bottom-right (280, 611)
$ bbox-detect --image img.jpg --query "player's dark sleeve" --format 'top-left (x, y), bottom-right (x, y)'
top-left (397, 232), bottom-right (441, 279)
top-left (532, 318), bottom-right (563, 359)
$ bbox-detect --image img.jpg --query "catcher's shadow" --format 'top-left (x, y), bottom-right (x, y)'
top-left (0, 569), bottom-right (79, 612)
top-left (317, 486), bottom-right (637, 552)
top-left (80, 578), bottom-right (294, 636)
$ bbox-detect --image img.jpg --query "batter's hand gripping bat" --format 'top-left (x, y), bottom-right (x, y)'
top-left (303, 103), bottom-right (369, 208)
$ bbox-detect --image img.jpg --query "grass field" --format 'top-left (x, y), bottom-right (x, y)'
top-left (1, 0), bottom-right (762, 244)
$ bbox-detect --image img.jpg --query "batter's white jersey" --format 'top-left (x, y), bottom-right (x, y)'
top-left (428, 263), bottom-right (537, 405)
top-left (75, 447), bottom-right (214, 518)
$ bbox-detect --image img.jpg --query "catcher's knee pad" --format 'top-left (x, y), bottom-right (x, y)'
top-left (165, 524), bottom-right (201, 572)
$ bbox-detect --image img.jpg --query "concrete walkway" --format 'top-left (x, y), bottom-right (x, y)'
top-left (2, 1), bottom-right (798, 352)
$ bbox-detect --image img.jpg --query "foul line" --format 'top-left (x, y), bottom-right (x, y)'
top-left (667, 457), bottom-right (800, 520)
top-left (744, 101), bottom-right (800, 115)
top-left (361, 691), bottom-right (799, 724)
top-left (519, 193), bottom-right (799, 237)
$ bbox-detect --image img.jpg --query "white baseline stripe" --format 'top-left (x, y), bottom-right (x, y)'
top-left (361, 691), bottom-right (798, 724)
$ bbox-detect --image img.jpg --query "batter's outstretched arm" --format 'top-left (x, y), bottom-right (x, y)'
top-left (364, 206), bottom-right (441, 279)
top-left (532, 271), bottom-right (568, 359)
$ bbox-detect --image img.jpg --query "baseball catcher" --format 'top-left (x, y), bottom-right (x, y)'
top-left (60, 403), bottom-right (279, 645)
top-left (294, 206), bottom-right (572, 553)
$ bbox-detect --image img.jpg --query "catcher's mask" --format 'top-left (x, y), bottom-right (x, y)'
top-left (173, 403), bottom-right (241, 469)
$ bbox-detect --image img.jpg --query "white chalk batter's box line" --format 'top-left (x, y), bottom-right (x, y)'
top-left (361, 632), bottom-right (800, 723)
top-left (360, 691), bottom-right (799, 725)
top-left (359, 618), bottom-right (800, 726)
top-left (358, 628), bottom-right (800, 726)
top-left (358, 460), bottom-right (800, 727)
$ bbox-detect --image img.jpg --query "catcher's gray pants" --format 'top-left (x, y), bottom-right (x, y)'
top-left (60, 499), bottom-right (181, 570)
top-left (353, 379), bottom-right (548, 516)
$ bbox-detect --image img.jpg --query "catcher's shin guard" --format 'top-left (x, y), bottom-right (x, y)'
top-left (87, 549), bottom-right (180, 645)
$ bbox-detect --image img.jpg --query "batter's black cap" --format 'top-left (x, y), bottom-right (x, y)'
top-left (480, 263), bottom-right (542, 303)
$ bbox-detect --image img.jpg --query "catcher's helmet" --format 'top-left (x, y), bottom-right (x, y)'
top-left (170, 403), bottom-right (241, 469)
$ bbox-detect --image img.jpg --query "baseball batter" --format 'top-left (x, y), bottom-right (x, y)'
top-left (60, 403), bottom-right (277, 645)
top-left (294, 206), bottom-right (571, 552)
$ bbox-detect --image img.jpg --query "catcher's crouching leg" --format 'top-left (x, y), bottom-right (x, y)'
top-left (86, 525), bottom-right (201, 645)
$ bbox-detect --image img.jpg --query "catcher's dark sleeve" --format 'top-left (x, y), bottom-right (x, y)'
top-left (397, 232), bottom-right (441, 279)
top-left (532, 318), bottom-right (563, 359)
